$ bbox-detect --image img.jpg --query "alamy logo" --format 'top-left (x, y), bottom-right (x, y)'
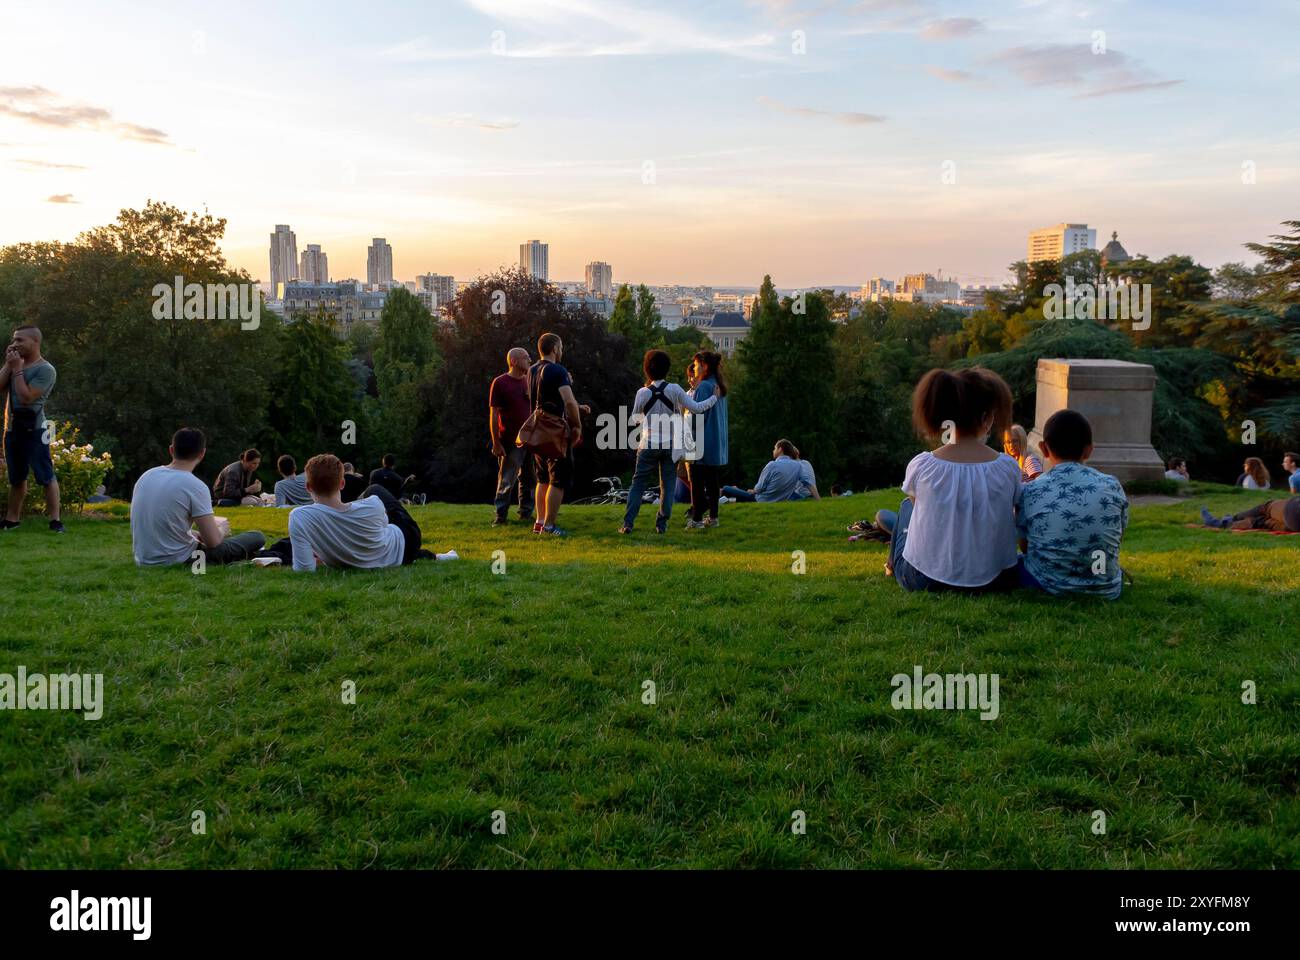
top-left (151, 275), bottom-right (260, 330)
top-left (595, 406), bottom-right (705, 459)
top-left (890, 665), bottom-right (1000, 720)
top-left (0, 667), bottom-right (103, 720)
top-left (50, 890), bottom-right (151, 940)
top-left (1043, 277), bottom-right (1151, 331)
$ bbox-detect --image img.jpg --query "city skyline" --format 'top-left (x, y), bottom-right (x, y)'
top-left (2, 0), bottom-right (1297, 287)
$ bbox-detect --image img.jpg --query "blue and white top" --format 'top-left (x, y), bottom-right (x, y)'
top-left (1016, 461), bottom-right (1130, 599)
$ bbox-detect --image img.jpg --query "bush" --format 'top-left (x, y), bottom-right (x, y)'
top-left (0, 421), bottom-right (113, 514)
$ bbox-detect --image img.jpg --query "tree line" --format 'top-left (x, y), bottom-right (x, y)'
top-left (0, 202), bottom-right (1295, 499)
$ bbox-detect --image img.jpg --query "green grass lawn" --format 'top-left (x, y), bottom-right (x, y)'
top-left (1, 485), bottom-right (1297, 869)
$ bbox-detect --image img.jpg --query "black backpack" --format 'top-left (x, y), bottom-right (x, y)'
top-left (642, 382), bottom-right (673, 419)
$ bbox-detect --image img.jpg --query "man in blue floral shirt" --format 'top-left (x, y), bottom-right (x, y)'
top-left (1016, 409), bottom-right (1129, 599)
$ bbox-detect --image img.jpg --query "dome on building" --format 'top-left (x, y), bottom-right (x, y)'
top-left (1100, 230), bottom-right (1130, 265)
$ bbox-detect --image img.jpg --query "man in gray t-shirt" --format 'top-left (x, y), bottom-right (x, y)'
top-left (1, 325), bottom-right (62, 532)
top-left (130, 427), bottom-right (265, 566)
top-left (273, 455), bottom-right (312, 507)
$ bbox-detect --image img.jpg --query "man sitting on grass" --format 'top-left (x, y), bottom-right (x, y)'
top-left (282, 453), bottom-right (453, 571)
top-left (131, 427), bottom-right (266, 566)
top-left (1016, 409), bottom-right (1129, 599)
top-left (721, 439), bottom-right (806, 503)
top-left (273, 455), bottom-right (311, 507)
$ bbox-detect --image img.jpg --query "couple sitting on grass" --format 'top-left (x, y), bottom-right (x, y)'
top-left (131, 428), bottom-right (455, 571)
top-left (873, 368), bottom-right (1130, 599)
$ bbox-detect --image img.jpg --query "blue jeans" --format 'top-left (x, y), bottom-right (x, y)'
top-left (875, 508), bottom-right (898, 534)
top-left (624, 448), bottom-right (675, 530)
top-left (721, 485), bottom-right (756, 502)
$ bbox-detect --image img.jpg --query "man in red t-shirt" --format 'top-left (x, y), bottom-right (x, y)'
top-left (488, 347), bottom-right (535, 524)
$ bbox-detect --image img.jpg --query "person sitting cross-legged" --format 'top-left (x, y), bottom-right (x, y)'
top-left (131, 427), bottom-right (265, 566)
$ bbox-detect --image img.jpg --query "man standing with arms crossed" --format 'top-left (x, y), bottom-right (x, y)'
top-left (488, 347), bottom-right (534, 526)
top-left (0, 325), bottom-right (62, 533)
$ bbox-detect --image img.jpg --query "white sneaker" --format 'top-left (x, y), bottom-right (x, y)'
top-left (718, 496), bottom-right (733, 505)
top-left (251, 556), bottom-right (282, 567)
top-left (435, 550), bottom-right (459, 562)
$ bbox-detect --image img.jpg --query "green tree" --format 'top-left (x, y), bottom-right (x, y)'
top-left (424, 267), bottom-right (640, 500)
top-left (371, 286), bottom-right (440, 470)
top-left (0, 201), bottom-right (280, 491)
top-left (264, 308), bottom-right (357, 463)
top-left (730, 285), bottom-right (838, 478)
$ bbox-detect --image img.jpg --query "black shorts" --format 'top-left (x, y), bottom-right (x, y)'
top-left (4, 428), bottom-right (55, 486)
top-left (534, 450), bottom-right (574, 492)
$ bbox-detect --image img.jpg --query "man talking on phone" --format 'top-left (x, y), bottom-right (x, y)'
top-left (0, 325), bottom-right (62, 533)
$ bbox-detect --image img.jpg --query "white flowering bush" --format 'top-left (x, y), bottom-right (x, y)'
top-left (0, 421), bottom-right (113, 514)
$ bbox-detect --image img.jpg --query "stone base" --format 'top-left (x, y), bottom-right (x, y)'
top-left (1029, 358), bottom-right (1165, 483)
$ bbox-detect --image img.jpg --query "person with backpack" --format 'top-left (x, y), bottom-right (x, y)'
top-left (619, 349), bottom-right (716, 535)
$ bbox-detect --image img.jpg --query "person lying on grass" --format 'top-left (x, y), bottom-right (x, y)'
top-left (1015, 409), bottom-right (1130, 599)
top-left (131, 427), bottom-right (265, 566)
top-left (256, 453), bottom-right (455, 571)
top-left (879, 367), bottom-right (1021, 593)
top-left (1201, 498), bottom-right (1300, 533)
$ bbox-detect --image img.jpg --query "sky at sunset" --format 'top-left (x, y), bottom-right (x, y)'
top-left (2, 0), bottom-right (1297, 288)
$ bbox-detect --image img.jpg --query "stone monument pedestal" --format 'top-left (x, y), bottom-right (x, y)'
top-left (1027, 359), bottom-right (1165, 482)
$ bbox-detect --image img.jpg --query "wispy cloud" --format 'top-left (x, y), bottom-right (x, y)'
top-left (451, 0), bottom-right (780, 59)
top-left (46, 193), bottom-right (78, 203)
top-left (0, 86), bottom-right (171, 145)
top-left (1074, 79), bottom-right (1183, 99)
top-left (989, 44), bottom-right (1181, 99)
top-left (919, 17), bottom-right (984, 40)
top-left (12, 158), bottom-right (87, 170)
top-left (419, 112), bottom-right (520, 131)
top-left (757, 95), bottom-right (885, 124)
top-left (925, 65), bottom-right (980, 84)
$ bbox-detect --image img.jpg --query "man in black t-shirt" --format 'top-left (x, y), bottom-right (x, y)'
top-left (369, 454), bottom-right (405, 499)
top-left (528, 332), bottom-right (583, 536)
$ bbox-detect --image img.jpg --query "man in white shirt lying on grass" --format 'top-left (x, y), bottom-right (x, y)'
top-left (255, 453), bottom-right (456, 570)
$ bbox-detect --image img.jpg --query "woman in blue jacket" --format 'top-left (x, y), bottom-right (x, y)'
top-left (685, 350), bottom-right (729, 528)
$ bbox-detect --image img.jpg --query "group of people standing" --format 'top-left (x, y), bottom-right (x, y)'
top-left (488, 333), bottom-right (737, 537)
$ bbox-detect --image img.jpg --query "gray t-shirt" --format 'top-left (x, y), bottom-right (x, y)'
top-left (130, 465), bottom-right (214, 566)
top-left (7, 359), bottom-right (56, 429)
top-left (274, 473), bottom-right (311, 506)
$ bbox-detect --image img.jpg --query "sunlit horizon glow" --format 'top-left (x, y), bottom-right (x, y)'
top-left (2, 0), bottom-right (1297, 288)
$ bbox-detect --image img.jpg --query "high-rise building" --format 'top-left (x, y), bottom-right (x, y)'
top-left (1028, 223), bottom-right (1097, 262)
top-left (367, 238), bottom-right (394, 287)
top-left (520, 240), bottom-right (549, 281)
top-left (299, 244), bottom-right (328, 284)
top-left (584, 261), bottom-right (612, 298)
top-left (269, 225), bottom-right (298, 296)
top-left (415, 273), bottom-right (457, 310)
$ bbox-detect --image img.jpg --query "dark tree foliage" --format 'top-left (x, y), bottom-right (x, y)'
top-left (0, 201), bottom-right (280, 493)
top-left (419, 267), bottom-right (640, 501)
top-left (730, 286), bottom-right (838, 481)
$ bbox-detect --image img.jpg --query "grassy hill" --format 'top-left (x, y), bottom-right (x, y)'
top-left (1, 486), bottom-right (1297, 868)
